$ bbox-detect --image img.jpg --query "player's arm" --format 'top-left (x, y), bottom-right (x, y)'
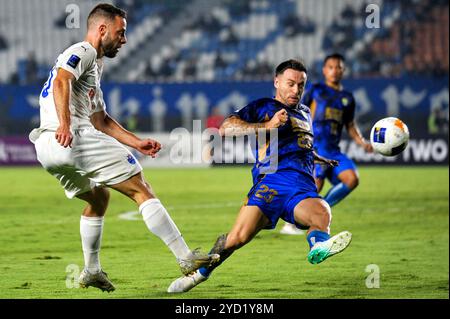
top-left (53, 68), bottom-right (75, 148)
top-left (346, 120), bottom-right (373, 153)
top-left (220, 109), bottom-right (288, 136)
top-left (90, 111), bottom-right (161, 158)
top-left (313, 150), bottom-right (339, 167)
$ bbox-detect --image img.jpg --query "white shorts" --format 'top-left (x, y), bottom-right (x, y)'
top-left (33, 128), bottom-right (142, 198)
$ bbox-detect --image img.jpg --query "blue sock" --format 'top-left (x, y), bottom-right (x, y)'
top-left (199, 267), bottom-right (211, 278)
top-left (324, 183), bottom-right (352, 207)
top-left (307, 230), bottom-right (330, 249)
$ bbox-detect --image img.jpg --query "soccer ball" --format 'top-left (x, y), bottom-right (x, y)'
top-left (370, 117), bottom-right (410, 156)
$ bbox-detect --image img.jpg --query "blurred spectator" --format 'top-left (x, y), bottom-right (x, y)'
top-left (25, 52), bottom-right (39, 84)
top-left (0, 33), bottom-right (8, 50)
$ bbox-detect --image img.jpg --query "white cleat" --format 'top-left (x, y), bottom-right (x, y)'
top-left (308, 231), bottom-right (352, 264)
top-left (177, 248), bottom-right (220, 275)
top-left (167, 270), bottom-right (208, 293)
top-left (78, 268), bottom-right (115, 292)
top-left (280, 223), bottom-right (305, 235)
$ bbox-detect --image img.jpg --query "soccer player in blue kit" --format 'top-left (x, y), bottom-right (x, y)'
top-left (280, 53), bottom-right (373, 236)
top-left (167, 59), bottom-right (353, 293)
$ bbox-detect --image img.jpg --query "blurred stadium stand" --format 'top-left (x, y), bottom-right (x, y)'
top-left (0, 0), bottom-right (448, 166)
top-left (0, 0), bottom-right (448, 84)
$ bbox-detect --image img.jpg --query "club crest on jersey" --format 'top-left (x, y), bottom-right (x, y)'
top-left (67, 54), bottom-right (81, 68)
top-left (341, 98), bottom-right (349, 106)
top-left (127, 154), bottom-right (136, 164)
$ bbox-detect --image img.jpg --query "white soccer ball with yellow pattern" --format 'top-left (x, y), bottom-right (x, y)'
top-left (370, 117), bottom-right (410, 156)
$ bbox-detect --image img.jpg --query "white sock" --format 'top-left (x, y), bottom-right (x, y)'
top-left (139, 198), bottom-right (190, 259)
top-left (80, 216), bottom-right (104, 273)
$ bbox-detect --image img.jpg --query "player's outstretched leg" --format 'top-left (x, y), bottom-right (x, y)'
top-left (167, 205), bottom-right (269, 293)
top-left (307, 230), bottom-right (352, 264)
top-left (167, 234), bottom-right (232, 293)
top-left (294, 197), bottom-right (352, 264)
top-left (168, 233), bottom-right (233, 293)
top-left (111, 173), bottom-right (219, 275)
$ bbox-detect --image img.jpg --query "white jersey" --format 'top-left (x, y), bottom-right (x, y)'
top-left (30, 41), bottom-right (142, 197)
top-left (36, 41), bottom-right (105, 135)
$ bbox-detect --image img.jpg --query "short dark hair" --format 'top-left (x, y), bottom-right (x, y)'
top-left (87, 3), bottom-right (127, 27)
top-left (275, 59), bottom-right (307, 76)
top-left (323, 53), bottom-right (345, 65)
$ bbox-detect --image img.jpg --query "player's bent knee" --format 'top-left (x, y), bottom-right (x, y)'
top-left (96, 187), bottom-right (110, 211)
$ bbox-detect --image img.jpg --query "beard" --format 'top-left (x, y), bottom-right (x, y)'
top-left (102, 37), bottom-right (120, 58)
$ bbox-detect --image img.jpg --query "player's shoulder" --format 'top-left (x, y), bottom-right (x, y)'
top-left (62, 41), bottom-right (97, 59)
top-left (248, 97), bottom-right (282, 110)
top-left (340, 88), bottom-right (355, 101)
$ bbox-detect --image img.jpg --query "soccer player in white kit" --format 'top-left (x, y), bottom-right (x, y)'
top-left (29, 3), bottom-right (218, 292)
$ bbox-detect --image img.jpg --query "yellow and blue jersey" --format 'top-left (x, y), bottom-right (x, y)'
top-left (233, 97), bottom-right (315, 181)
top-left (302, 83), bottom-right (356, 153)
top-left (302, 83), bottom-right (358, 184)
top-left (232, 97), bottom-right (320, 229)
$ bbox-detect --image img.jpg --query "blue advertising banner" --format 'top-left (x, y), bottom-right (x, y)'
top-left (1, 77), bottom-right (448, 164)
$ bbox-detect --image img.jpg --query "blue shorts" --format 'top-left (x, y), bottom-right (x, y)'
top-left (246, 170), bottom-right (320, 230)
top-left (314, 151), bottom-right (357, 185)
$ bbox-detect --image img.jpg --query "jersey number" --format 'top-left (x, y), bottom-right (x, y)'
top-left (255, 185), bottom-right (278, 203)
top-left (41, 67), bottom-right (55, 98)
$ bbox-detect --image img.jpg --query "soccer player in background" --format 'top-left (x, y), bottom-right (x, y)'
top-left (29, 3), bottom-right (218, 292)
top-left (280, 53), bottom-right (373, 235)
top-left (167, 59), bottom-right (353, 293)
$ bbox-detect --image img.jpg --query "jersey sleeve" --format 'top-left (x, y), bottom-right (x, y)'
top-left (343, 94), bottom-right (356, 124)
top-left (58, 44), bottom-right (96, 80)
top-left (231, 100), bottom-right (272, 123)
top-left (231, 102), bottom-right (258, 123)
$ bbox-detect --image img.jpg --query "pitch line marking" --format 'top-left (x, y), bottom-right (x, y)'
top-left (118, 201), bottom-right (241, 220)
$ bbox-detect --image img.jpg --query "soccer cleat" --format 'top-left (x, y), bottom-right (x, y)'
top-left (167, 270), bottom-right (208, 293)
top-left (307, 231), bottom-right (352, 264)
top-left (78, 269), bottom-right (116, 292)
top-left (280, 223), bottom-right (305, 235)
top-left (177, 248), bottom-right (220, 276)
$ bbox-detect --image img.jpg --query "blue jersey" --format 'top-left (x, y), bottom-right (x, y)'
top-left (302, 83), bottom-right (356, 153)
top-left (232, 98), bottom-right (315, 183)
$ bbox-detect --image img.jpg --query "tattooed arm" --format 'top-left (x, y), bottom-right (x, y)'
top-left (219, 109), bottom-right (288, 136)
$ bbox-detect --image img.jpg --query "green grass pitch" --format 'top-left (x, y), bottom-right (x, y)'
top-left (0, 166), bottom-right (448, 299)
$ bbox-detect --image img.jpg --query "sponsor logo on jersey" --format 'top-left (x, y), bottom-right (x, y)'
top-left (127, 154), bottom-right (136, 164)
top-left (67, 54), bottom-right (81, 68)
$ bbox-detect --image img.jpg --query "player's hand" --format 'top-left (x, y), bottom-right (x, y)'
top-left (55, 125), bottom-right (72, 148)
top-left (137, 138), bottom-right (161, 158)
top-left (265, 109), bottom-right (288, 129)
top-left (314, 156), bottom-right (339, 167)
top-left (363, 142), bottom-right (374, 153)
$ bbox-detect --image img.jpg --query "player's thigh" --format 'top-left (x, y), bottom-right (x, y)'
top-left (227, 205), bottom-right (270, 248)
top-left (293, 197), bottom-right (331, 228)
top-left (109, 171), bottom-right (156, 204)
